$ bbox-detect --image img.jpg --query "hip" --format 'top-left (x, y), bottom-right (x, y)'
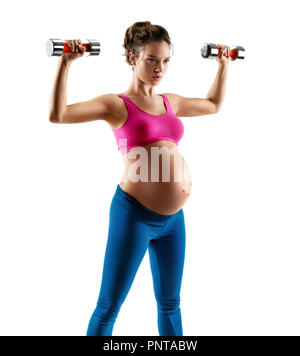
top-left (119, 180), bottom-right (191, 215)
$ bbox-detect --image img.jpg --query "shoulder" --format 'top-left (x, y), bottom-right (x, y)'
top-left (161, 92), bottom-right (217, 117)
top-left (93, 93), bottom-right (125, 115)
top-left (102, 94), bottom-right (128, 129)
top-left (105, 93), bottom-right (127, 108)
top-left (101, 93), bottom-right (122, 107)
top-left (161, 93), bottom-right (179, 116)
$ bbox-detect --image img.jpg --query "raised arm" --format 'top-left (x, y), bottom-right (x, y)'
top-left (49, 56), bottom-right (112, 124)
top-left (48, 38), bottom-right (113, 124)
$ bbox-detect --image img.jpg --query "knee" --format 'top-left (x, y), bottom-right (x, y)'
top-left (157, 297), bottom-right (181, 316)
top-left (92, 300), bottom-right (121, 321)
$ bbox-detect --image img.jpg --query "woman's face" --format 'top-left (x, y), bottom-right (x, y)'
top-left (130, 41), bottom-right (171, 85)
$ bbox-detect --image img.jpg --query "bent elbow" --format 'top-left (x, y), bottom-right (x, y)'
top-left (212, 104), bottom-right (220, 114)
top-left (49, 115), bottom-right (62, 123)
top-left (212, 102), bottom-right (220, 114)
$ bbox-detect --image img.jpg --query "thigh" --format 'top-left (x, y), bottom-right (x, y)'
top-left (97, 195), bottom-right (151, 305)
top-left (148, 210), bottom-right (186, 299)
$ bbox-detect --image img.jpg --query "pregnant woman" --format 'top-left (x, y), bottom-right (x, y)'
top-left (49, 21), bottom-right (229, 336)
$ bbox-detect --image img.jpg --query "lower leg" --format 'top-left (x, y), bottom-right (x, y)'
top-left (157, 303), bottom-right (183, 336)
top-left (86, 301), bottom-right (121, 336)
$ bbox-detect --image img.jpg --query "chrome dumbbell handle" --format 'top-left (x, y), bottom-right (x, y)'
top-left (46, 38), bottom-right (101, 56)
top-left (234, 46), bottom-right (245, 60)
top-left (201, 43), bottom-right (245, 60)
top-left (88, 39), bottom-right (101, 55)
top-left (201, 43), bottom-right (219, 59)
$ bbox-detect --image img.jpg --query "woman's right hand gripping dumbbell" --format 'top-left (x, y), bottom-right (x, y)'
top-left (62, 39), bottom-right (86, 62)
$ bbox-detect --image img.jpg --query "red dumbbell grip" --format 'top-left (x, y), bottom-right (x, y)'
top-left (218, 47), bottom-right (238, 59)
top-left (63, 42), bottom-right (91, 53)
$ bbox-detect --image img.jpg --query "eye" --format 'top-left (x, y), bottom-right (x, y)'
top-left (147, 58), bottom-right (170, 63)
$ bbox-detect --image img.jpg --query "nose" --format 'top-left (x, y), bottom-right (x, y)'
top-left (155, 64), bottom-right (163, 72)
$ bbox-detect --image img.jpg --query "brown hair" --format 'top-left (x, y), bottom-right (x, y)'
top-left (122, 21), bottom-right (173, 71)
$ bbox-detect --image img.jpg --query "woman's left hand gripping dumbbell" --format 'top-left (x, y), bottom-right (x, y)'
top-left (62, 39), bottom-right (86, 62)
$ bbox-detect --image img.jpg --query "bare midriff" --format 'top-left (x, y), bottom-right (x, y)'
top-left (109, 94), bottom-right (192, 215)
top-left (119, 140), bottom-right (192, 215)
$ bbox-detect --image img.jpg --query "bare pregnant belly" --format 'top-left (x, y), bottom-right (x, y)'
top-left (119, 141), bottom-right (192, 215)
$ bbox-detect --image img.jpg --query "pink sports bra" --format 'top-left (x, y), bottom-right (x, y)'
top-left (112, 94), bottom-right (184, 154)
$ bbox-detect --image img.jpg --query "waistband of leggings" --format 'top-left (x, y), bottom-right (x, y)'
top-left (116, 184), bottom-right (182, 221)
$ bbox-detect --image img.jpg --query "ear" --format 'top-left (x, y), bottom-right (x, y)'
top-left (129, 51), bottom-right (136, 66)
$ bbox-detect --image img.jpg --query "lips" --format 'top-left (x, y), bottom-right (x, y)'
top-left (153, 76), bottom-right (162, 79)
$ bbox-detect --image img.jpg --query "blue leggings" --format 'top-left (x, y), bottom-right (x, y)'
top-left (86, 184), bottom-right (186, 336)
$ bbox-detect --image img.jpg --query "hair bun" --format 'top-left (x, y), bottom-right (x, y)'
top-left (121, 21), bottom-right (173, 69)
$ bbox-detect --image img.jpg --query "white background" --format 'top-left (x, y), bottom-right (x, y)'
top-left (0, 0), bottom-right (299, 336)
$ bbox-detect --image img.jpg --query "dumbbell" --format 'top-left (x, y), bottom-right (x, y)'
top-left (46, 38), bottom-right (101, 56)
top-left (201, 43), bottom-right (245, 60)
